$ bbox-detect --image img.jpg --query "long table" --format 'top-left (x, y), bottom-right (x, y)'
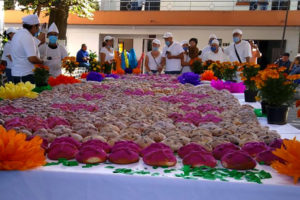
top-left (1, 93), bottom-right (300, 200)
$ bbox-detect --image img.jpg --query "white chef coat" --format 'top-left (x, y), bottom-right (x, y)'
top-left (181, 53), bottom-right (191, 73)
top-left (202, 48), bottom-right (229, 62)
top-left (1, 41), bottom-right (13, 69)
top-left (162, 42), bottom-right (184, 72)
top-left (100, 47), bottom-right (115, 64)
top-left (11, 29), bottom-right (39, 76)
top-left (146, 51), bottom-right (162, 71)
top-left (201, 45), bottom-right (211, 59)
top-left (224, 40), bottom-right (252, 63)
top-left (39, 43), bottom-right (68, 77)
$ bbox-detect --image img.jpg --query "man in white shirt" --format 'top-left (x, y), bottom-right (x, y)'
top-left (224, 29), bottom-right (252, 63)
top-left (201, 34), bottom-right (217, 59)
top-left (202, 39), bottom-right (229, 62)
top-left (161, 32), bottom-right (184, 74)
top-left (11, 14), bottom-right (44, 84)
top-left (39, 23), bottom-right (68, 77)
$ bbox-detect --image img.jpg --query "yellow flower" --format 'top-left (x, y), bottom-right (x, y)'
top-left (255, 96), bottom-right (261, 101)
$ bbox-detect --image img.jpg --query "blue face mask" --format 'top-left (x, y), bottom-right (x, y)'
top-left (34, 30), bottom-right (40, 37)
top-left (233, 36), bottom-right (240, 43)
top-left (49, 35), bottom-right (58, 44)
top-left (152, 47), bottom-right (159, 51)
top-left (183, 47), bottom-right (188, 51)
top-left (165, 41), bottom-right (171, 46)
top-left (211, 46), bottom-right (217, 52)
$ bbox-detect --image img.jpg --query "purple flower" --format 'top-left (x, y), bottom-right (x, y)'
top-left (87, 72), bottom-right (104, 82)
top-left (177, 72), bottom-right (201, 86)
top-left (211, 80), bottom-right (245, 93)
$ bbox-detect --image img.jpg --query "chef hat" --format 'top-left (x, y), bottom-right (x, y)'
top-left (181, 40), bottom-right (189, 45)
top-left (232, 29), bottom-right (243, 35)
top-left (6, 27), bottom-right (17, 34)
top-left (163, 32), bottom-right (173, 38)
top-left (211, 39), bottom-right (219, 46)
top-left (48, 23), bottom-right (59, 33)
top-left (22, 14), bottom-right (40, 25)
top-left (104, 36), bottom-right (113, 41)
top-left (209, 34), bottom-right (217, 39)
top-left (152, 39), bottom-right (161, 45)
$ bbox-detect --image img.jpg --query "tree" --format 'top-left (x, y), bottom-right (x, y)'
top-left (4, 0), bottom-right (15, 10)
top-left (14, 0), bottom-right (99, 40)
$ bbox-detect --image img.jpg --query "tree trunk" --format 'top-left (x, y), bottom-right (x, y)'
top-left (48, 2), bottom-right (69, 41)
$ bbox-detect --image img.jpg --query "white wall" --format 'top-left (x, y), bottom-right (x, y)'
top-left (65, 25), bottom-right (300, 58)
top-left (0, 1), bottom-right (4, 34)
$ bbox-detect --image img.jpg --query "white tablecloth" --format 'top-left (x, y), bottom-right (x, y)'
top-left (1, 92), bottom-right (300, 200)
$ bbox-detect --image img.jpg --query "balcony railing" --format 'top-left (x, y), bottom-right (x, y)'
top-left (98, 0), bottom-right (300, 11)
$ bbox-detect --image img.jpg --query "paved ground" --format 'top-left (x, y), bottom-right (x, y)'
top-left (287, 106), bottom-right (300, 129)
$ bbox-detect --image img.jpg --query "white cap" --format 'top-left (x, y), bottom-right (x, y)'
top-left (181, 40), bottom-right (189, 45)
top-left (152, 39), bottom-right (161, 45)
top-left (22, 14), bottom-right (40, 25)
top-left (232, 29), bottom-right (243, 35)
top-left (211, 39), bottom-right (219, 46)
top-left (163, 32), bottom-right (173, 38)
top-left (104, 36), bottom-right (113, 41)
top-left (48, 23), bottom-right (59, 33)
top-left (6, 27), bottom-right (17, 34)
top-left (209, 34), bottom-right (217, 39)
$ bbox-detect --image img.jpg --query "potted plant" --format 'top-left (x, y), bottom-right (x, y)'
top-left (239, 63), bottom-right (260, 102)
top-left (33, 64), bottom-right (50, 87)
top-left (62, 56), bottom-right (79, 76)
top-left (190, 58), bottom-right (203, 74)
top-left (208, 61), bottom-right (223, 80)
top-left (221, 61), bottom-right (239, 82)
top-left (254, 64), bottom-right (300, 125)
top-left (102, 62), bottom-right (112, 74)
top-left (89, 59), bottom-right (101, 73)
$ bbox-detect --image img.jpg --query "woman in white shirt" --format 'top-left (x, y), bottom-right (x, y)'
top-left (145, 39), bottom-right (162, 74)
top-left (181, 40), bottom-right (191, 73)
top-left (1, 27), bottom-right (16, 82)
top-left (100, 36), bottom-right (115, 66)
top-left (202, 39), bottom-right (229, 62)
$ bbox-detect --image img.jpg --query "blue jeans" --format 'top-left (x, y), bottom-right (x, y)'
top-left (79, 62), bottom-right (90, 69)
top-left (5, 68), bottom-right (13, 82)
top-left (12, 74), bottom-right (35, 84)
top-left (165, 71), bottom-right (181, 75)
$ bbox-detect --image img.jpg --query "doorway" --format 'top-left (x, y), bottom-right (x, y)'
top-left (118, 38), bottom-right (134, 53)
top-left (253, 40), bottom-right (286, 69)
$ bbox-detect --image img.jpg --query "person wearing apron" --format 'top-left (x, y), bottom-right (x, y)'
top-left (181, 40), bottom-right (191, 73)
top-left (39, 23), bottom-right (68, 77)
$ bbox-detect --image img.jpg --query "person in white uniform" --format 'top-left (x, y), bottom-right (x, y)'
top-left (202, 39), bottom-right (229, 62)
top-left (161, 32), bottom-right (184, 75)
top-left (181, 40), bottom-right (191, 73)
top-left (11, 14), bottom-right (44, 84)
top-left (145, 39), bottom-right (162, 74)
top-left (1, 27), bottom-right (17, 82)
top-left (39, 23), bottom-right (68, 77)
top-left (100, 36), bottom-right (115, 66)
top-left (224, 29), bottom-right (252, 63)
top-left (201, 34), bottom-right (217, 59)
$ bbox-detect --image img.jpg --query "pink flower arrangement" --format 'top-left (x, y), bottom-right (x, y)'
top-left (168, 112), bottom-right (222, 126)
top-left (160, 93), bottom-right (208, 104)
top-left (51, 103), bottom-right (98, 112)
top-left (46, 116), bottom-right (70, 129)
top-left (92, 84), bottom-right (111, 90)
top-left (211, 80), bottom-right (246, 93)
top-left (0, 105), bottom-right (26, 115)
top-left (179, 104), bottom-right (224, 113)
top-left (70, 93), bottom-right (105, 101)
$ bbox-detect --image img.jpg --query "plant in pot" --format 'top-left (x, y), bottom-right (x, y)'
top-left (238, 63), bottom-right (260, 102)
top-left (254, 64), bottom-right (300, 125)
top-left (102, 61), bottom-right (112, 74)
top-left (89, 59), bottom-right (101, 73)
top-left (221, 61), bottom-right (239, 82)
top-left (190, 58), bottom-right (203, 74)
top-left (62, 56), bottom-right (79, 76)
top-left (33, 64), bottom-right (50, 87)
top-left (208, 61), bottom-right (223, 80)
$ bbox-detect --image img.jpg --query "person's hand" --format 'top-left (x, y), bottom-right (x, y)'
top-left (167, 54), bottom-right (173, 59)
top-left (37, 32), bottom-right (46, 45)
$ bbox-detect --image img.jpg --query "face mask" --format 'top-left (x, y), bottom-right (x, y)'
top-left (152, 47), bottom-right (159, 51)
top-left (165, 41), bottom-right (171, 46)
top-left (34, 31), bottom-right (40, 37)
top-left (211, 46), bottom-right (217, 52)
top-left (233, 37), bottom-right (240, 43)
top-left (183, 47), bottom-right (188, 51)
top-left (49, 35), bottom-right (58, 44)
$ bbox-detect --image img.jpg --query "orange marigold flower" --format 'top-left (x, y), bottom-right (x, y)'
top-left (0, 126), bottom-right (46, 170)
top-left (297, 109), bottom-right (300, 118)
top-left (271, 138), bottom-right (300, 184)
top-left (201, 70), bottom-right (218, 81)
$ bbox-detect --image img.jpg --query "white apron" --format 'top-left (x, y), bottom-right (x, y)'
top-left (44, 45), bottom-right (62, 77)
